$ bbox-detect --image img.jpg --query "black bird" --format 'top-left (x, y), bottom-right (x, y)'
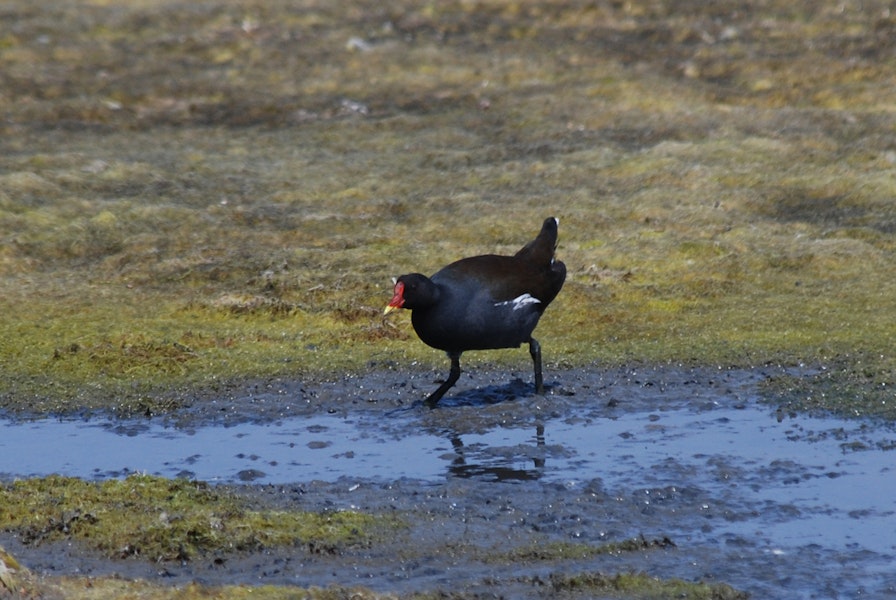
top-left (384, 217), bottom-right (566, 406)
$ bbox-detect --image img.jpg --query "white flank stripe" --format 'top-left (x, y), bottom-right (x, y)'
top-left (495, 293), bottom-right (541, 311)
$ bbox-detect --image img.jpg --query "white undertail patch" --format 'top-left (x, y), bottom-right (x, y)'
top-left (495, 293), bottom-right (541, 311)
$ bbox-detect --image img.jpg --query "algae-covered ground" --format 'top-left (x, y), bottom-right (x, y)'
top-left (1, 0), bottom-right (895, 597)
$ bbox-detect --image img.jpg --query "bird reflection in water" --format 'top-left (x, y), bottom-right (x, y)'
top-left (445, 424), bottom-right (546, 482)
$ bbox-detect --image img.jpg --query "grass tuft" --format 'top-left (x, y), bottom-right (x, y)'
top-left (0, 474), bottom-right (396, 562)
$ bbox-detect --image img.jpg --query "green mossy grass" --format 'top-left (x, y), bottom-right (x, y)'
top-left (2, 0), bottom-right (895, 421)
top-left (548, 571), bottom-right (748, 600)
top-left (21, 572), bottom-right (746, 600)
top-left (0, 474), bottom-right (395, 562)
top-left (497, 536), bottom-right (674, 562)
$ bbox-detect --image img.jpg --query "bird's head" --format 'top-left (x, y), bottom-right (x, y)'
top-left (383, 273), bottom-right (436, 314)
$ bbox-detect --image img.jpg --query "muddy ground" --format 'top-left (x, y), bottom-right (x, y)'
top-left (3, 363), bottom-right (894, 599)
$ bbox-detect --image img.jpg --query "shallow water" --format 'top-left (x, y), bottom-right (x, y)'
top-left (2, 375), bottom-right (896, 598)
top-left (2, 404), bottom-right (895, 554)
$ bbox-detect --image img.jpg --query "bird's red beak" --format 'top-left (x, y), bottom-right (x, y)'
top-left (383, 281), bottom-right (405, 315)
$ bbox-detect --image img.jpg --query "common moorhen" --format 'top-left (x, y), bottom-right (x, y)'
top-left (384, 217), bottom-right (566, 406)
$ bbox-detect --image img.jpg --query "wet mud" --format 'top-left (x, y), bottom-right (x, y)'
top-left (2, 364), bottom-right (896, 598)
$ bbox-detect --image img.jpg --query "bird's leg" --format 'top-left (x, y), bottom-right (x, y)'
top-left (529, 337), bottom-right (544, 395)
top-left (425, 352), bottom-right (462, 408)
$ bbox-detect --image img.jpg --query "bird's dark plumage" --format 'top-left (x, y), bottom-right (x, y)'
top-left (385, 217), bottom-right (566, 406)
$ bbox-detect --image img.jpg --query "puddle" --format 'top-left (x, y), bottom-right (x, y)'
top-left (2, 401), bottom-right (894, 553)
top-left (2, 379), bottom-right (895, 598)
top-left (0, 415), bottom-right (442, 483)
